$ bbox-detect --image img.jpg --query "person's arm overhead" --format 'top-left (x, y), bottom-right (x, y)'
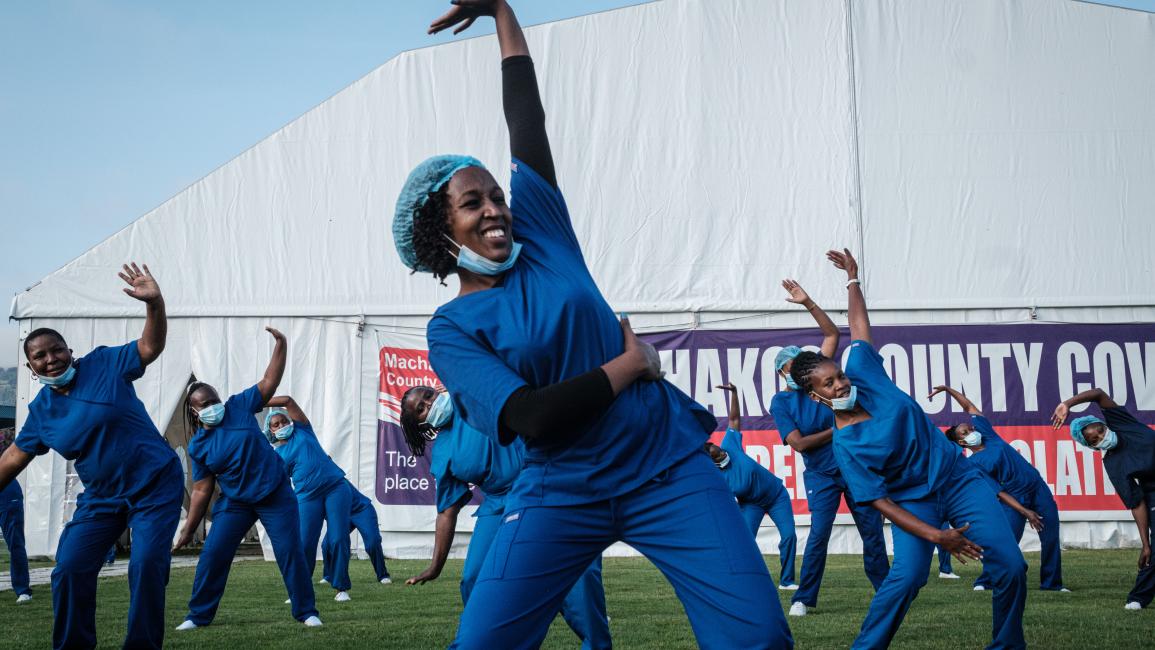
top-left (256, 328), bottom-right (288, 406)
top-left (827, 249), bottom-right (870, 345)
top-left (929, 385), bottom-right (983, 417)
top-left (119, 263), bottom-right (167, 367)
top-left (1051, 388), bottom-right (1117, 429)
top-left (783, 279), bottom-right (839, 358)
top-left (267, 396), bottom-right (310, 427)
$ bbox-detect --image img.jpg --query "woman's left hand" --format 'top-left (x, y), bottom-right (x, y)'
top-left (429, 0), bottom-right (504, 36)
top-left (1024, 510), bottom-right (1044, 532)
top-left (119, 263), bottom-right (161, 303)
top-left (826, 248), bottom-right (859, 279)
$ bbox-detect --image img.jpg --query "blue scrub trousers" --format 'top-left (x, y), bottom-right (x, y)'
top-left (793, 469), bottom-right (889, 607)
top-left (974, 482), bottom-right (1064, 591)
top-left (740, 493), bottom-right (797, 587)
top-left (0, 503), bottom-right (32, 597)
top-left (185, 479), bottom-right (318, 625)
top-left (299, 481), bottom-right (352, 592)
top-left (1124, 489), bottom-right (1155, 608)
top-left (323, 495), bottom-right (390, 583)
top-left (851, 467), bottom-right (1027, 650)
top-left (451, 452), bottom-right (793, 650)
top-left (51, 459), bottom-right (183, 650)
top-left (462, 511), bottom-right (610, 650)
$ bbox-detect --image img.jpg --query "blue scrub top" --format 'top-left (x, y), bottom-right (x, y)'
top-left (770, 389), bottom-right (837, 476)
top-left (1101, 406), bottom-right (1155, 509)
top-left (427, 160), bottom-right (715, 509)
top-left (718, 427), bottom-right (788, 510)
top-left (831, 340), bottom-right (967, 505)
top-left (17, 343), bottom-right (178, 502)
top-left (274, 421), bottom-right (345, 501)
top-left (188, 385), bottom-right (289, 504)
top-left (429, 415), bottom-right (524, 518)
top-left (968, 415), bottom-right (1045, 502)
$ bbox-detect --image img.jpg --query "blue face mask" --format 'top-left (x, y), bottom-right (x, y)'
top-left (961, 430), bottom-right (983, 447)
top-left (273, 422), bottom-right (295, 440)
top-left (426, 392), bottom-right (454, 429)
top-left (815, 385), bottom-right (858, 411)
top-left (444, 234), bottom-right (523, 276)
top-left (38, 364), bottom-right (77, 387)
top-left (714, 453), bottom-right (731, 470)
top-left (198, 403), bottom-right (225, 427)
top-left (1096, 428), bottom-right (1118, 451)
top-left (779, 370), bottom-right (800, 391)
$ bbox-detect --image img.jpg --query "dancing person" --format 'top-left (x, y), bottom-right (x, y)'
top-left (935, 385), bottom-right (1067, 592)
top-left (400, 385), bottom-right (610, 649)
top-left (321, 479), bottom-right (392, 586)
top-left (770, 279), bottom-right (889, 616)
top-left (266, 397), bottom-right (354, 602)
top-left (0, 428), bottom-right (32, 604)
top-left (0, 263), bottom-right (182, 649)
top-left (173, 328), bottom-right (321, 630)
top-left (1052, 388), bottom-right (1154, 610)
top-left (788, 248), bottom-right (1026, 649)
top-left (390, 4), bottom-right (792, 645)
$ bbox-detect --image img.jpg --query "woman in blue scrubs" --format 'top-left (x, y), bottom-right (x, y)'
top-left (400, 386), bottom-right (610, 649)
top-left (0, 429), bottom-right (32, 604)
top-left (0, 263), bottom-right (183, 650)
top-left (392, 2), bottom-right (792, 647)
top-left (321, 479), bottom-right (392, 586)
top-left (709, 383), bottom-right (797, 589)
top-left (172, 328), bottom-right (322, 630)
top-left (266, 396), bottom-right (354, 602)
top-left (1052, 388), bottom-right (1155, 610)
top-left (934, 385), bottom-right (1067, 592)
top-left (788, 249), bottom-right (1027, 650)
top-left (769, 280), bottom-right (889, 617)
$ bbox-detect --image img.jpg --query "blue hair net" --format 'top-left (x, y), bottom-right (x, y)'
top-left (263, 407), bottom-right (290, 436)
top-left (393, 154), bottom-right (486, 272)
top-left (774, 346), bottom-right (803, 372)
top-left (1069, 415), bottom-right (1103, 448)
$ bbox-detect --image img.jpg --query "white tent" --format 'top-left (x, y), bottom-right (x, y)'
top-left (10, 0), bottom-right (1155, 558)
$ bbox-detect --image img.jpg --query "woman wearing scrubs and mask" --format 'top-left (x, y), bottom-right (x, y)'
top-left (769, 280), bottom-right (889, 617)
top-left (266, 396), bottom-right (354, 602)
top-left (934, 385), bottom-right (1067, 593)
top-left (0, 263), bottom-right (182, 650)
top-left (788, 249), bottom-right (1027, 650)
top-left (172, 328), bottom-right (322, 630)
top-left (708, 383), bottom-right (797, 590)
top-left (399, 385), bottom-right (611, 649)
top-left (1052, 388), bottom-right (1155, 610)
top-left (391, 3), bottom-right (791, 647)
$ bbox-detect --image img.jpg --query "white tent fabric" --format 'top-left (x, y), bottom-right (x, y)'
top-left (10, 0), bottom-right (1154, 558)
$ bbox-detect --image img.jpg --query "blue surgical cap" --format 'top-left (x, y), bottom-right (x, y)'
top-left (775, 346), bottom-right (803, 372)
top-left (1069, 415), bottom-right (1103, 448)
top-left (263, 407), bottom-right (290, 436)
top-left (393, 154), bottom-right (486, 272)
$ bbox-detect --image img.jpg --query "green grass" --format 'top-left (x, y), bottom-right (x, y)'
top-left (1, 550), bottom-right (1149, 648)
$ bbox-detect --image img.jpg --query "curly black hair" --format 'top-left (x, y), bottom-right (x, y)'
top-left (789, 350), bottom-right (836, 393)
top-left (943, 424), bottom-right (962, 442)
top-left (410, 187), bottom-right (457, 284)
top-left (399, 385), bottom-right (436, 457)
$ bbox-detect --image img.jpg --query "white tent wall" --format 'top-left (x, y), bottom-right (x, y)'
top-left (10, 0), bottom-right (1155, 559)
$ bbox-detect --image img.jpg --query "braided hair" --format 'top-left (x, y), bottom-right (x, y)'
top-left (410, 187), bottom-right (457, 285)
top-left (788, 350), bottom-right (834, 393)
top-left (184, 381), bottom-right (211, 430)
top-left (399, 385), bottom-right (436, 457)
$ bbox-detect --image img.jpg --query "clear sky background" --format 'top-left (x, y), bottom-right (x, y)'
top-left (1, 0), bottom-right (1152, 368)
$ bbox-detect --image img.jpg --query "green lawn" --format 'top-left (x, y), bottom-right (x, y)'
top-left (1, 550), bottom-right (1149, 648)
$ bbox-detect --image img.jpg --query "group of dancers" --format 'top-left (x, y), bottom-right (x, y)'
top-left (1, 1), bottom-right (1153, 648)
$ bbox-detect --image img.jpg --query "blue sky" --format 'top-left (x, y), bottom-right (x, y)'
top-left (1, 0), bottom-right (1151, 367)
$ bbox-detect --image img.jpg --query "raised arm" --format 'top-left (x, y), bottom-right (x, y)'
top-left (266, 396), bottom-right (310, 427)
top-left (783, 279), bottom-right (840, 358)
top-left (929, 385), bottom-right (982, 416)
top-left (718, 383), bottom-right (741, 431)
top-left (256, 327), bottom-right (287, 406)
top-left (1051, 388), bottom-right (1118, 429)
top-left (119, 263), bottom-right (166, 367)
top-left (407, 493), bottom-right (470, 586)
top-left (827, 249), bottom-right (870, 345)
top-left (173, 476), bottom-right (216, 551)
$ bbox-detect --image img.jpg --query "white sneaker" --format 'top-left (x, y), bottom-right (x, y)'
top-left (175, 620), bottom-right (198, 631)
top-left (304, 616), bottom-right (324, 627)
top-left (1124, 601), bottom-right (1142, 611)
top-left (1059, 587), bottom-right (1072, 593)
top-left (284, 598), bottom-right (292, 604)
top-left (778, 583), bottom-right (799, 591)
top-left (15, 594), bottom-right (32, 604)
top-left (938, 572), bottom-right (961, 579)
top-left (788, 602), bottom-right (808, 617)
top-left (973, 585), bottom-right (987, 591)
top-left (334, 591), bottom-right (351, 602)
top-left (380, 577), bottom-right (393, 585)
top-left (318, 578), bottom-right (328, 585)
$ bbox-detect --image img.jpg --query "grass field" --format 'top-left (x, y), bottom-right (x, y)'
top-left (1, 550), bottom-right (1149, 648)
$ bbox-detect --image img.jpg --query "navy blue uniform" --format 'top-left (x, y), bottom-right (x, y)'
top-left (1102, 406), bottom-right (1155, 607)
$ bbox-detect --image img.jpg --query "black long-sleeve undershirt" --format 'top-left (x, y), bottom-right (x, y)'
top-left (502, 55), bottom-right (557, 188)
top-left (498, 367), bottom-right (615, 447)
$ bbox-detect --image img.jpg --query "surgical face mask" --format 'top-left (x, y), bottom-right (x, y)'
top-left (815, 385), bottom-right (858, 411)
top-left (961, 430), bottom-right (982, 447)
top-left (714, 453), bottom-right (731, 470)
top-left (38, 364), bottom-right (77, 387)
top-left (779, 370), bottom-right (800, 391)
top-left (273, 422), bottom-right (295, 440)
top-left (1095, 428), bottom-right (1118, 451)
top-left (198, 403), bottom-right (225, 427)
top-left (425, 392), bottom-right (454, 430)
top-left (444, 234), bottom-right (523, 276)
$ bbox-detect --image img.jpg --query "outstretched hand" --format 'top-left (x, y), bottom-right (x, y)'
top-left (1050, 403), bottom-right (1070, 430)
top-left (826, 248), bottom-right (859, 279)
top-left (716, 383), bottom-right (737, 393)
top-left (429, 0), bottom-right (503, 35)
top-left (936, 523), bottom-right (983, 563)
top-left (265, 326), bottom-right (286, 343)
top-left (1024, 510), bottom-right (1044, 533)
top-left (927, 385), bottom-right (951, 400)
top-left (781, 279), bottom-right (810, 305)
top-left (406, 567), bottom-right (440, 586)
top-left (119, 263), bottom-right (161, 303)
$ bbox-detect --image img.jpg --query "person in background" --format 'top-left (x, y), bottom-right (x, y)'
top-left (321, 479), bottom-right (392, 586)
top-left (0, 428), bottom-right (32, 604)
